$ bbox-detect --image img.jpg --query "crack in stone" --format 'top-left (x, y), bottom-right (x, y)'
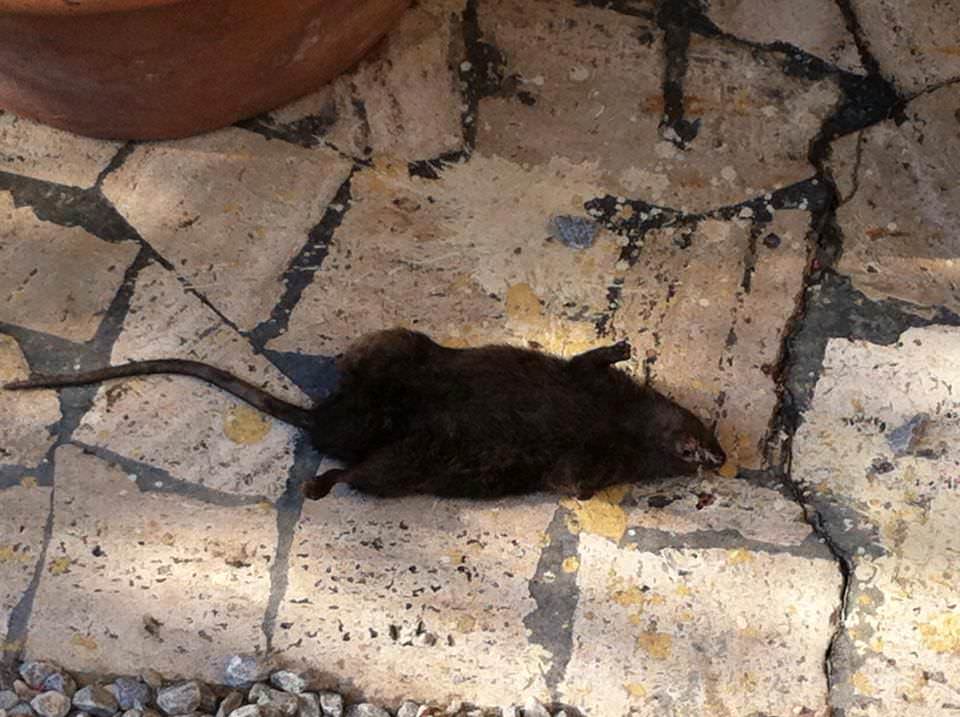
top-left (93, 142), bottom-right (138, 190)
top-left (522, 504), bottom-right (581, 696)
top-left (249, 166), bottom-right (358, 350)
top-left (459, 0), bottom-right (508, 151)
top-left (262, 435), bottom-right (323, 651)
top-left (656, 0), bottom-right (704, 146)
top-left (621, 525), bottom-right (835, 560)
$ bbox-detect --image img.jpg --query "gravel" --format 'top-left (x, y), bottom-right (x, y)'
top-left (4, 660), bottom-right (580, 717)
top-left (73, 686), bottom-right (119, 717)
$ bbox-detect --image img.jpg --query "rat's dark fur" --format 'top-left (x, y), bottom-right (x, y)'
top-left (4, 328), bottom-right (726, 500)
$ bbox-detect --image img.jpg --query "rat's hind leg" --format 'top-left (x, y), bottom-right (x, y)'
top-left (569, 341), bottom-right (632, 369)
top-left (302, 446), bottom-right (427, 499)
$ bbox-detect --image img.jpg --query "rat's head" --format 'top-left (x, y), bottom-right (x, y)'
top-left (645, 390), bottom-right (727, 473)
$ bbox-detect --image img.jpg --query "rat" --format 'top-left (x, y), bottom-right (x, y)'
top-left (4, 327), bottom-right (726, 500)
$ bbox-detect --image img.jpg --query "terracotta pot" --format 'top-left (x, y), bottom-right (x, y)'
top-left (0, 0), bottom-right (410, 140)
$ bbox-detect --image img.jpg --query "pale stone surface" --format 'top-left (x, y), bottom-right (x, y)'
top-left (851, 0), bottom-right (960, 93)
top-left (24, 445), bottom-right (277, 683)
top-left (267, 0), bottom-right (464, 161)
top-left (705, 0), bottom-right (863, 72)
top-left (0, 483), bottom-right (51, 650)
top-left (476, 1), bottom-right (840, 211)
top-left (0, 192), bottom-right (140, 342)
top-left (0, 112), bottom-right (122, 188)
top-left (274, 493), bottom-right (555, 705)
top-left (625, 474), bottom-right (814, 546)
top-left (268, 154), bottom-right (619, 358)
top-left (100, 129), bottom-right (353, 331)
top-left (616, 211), bottom-right (809, 471)
top-left (72, 263), bottom-right (304, 500)
top-left (560, 534), bottom-right (840, 715)
top-left (831, 84), bottom-right (960, 316)
top-left (0, 334), bottom-right (60, 467)
top-left (793, 326), bottom-right (960, 715)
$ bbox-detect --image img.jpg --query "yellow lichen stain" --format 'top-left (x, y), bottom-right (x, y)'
top-left (506, 283), bottom-right (544, 324)
top-left (19, 475), bottom-right (38, 488)
top-left (624, 682), bottom-right (647, 698)
top-left (918, 613), bottom-right (960, 654)
top-left (561, 484), bottom-right (631, 542)
top-left (48, 556), bottom-right (72, 575)
top-left (678, 610), bottom-right (695, 623)
top-left (223, 405), bottom-right (271, 445)
top-left (256, 500), bottom-right (274, 513)
top-left (857, 593), bottom-right (874, 607)
top-left (636, 631), bottom-right (672, 660)
top-left (851, 671), bottom-right (874, 696)
top-left (561, 556), bottom-right (580, 573)
top-left (870, 637), bottom-right (885, 653)
top-left (0, 545), bottom-right (29, 563)
top-left (69, 633), bottom-right (98, 652)
top-left (726, 548), bottom-right (755, 565)
top-left (539, 532), bottom-right (552, 548)
top-left (675, 583), bottom-right (692, 597)
top-left (160, 532), bottom-right (176, 546)
top-left (0, 639), bottom-right (23, 654)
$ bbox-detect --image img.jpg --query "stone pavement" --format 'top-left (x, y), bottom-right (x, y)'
top-left (1, 0), bottom-right (958, 714)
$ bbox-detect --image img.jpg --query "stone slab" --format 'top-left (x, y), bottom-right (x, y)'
top-left (268, 154), bottom-right (619, 359)
top-left (0, 112), bottom-right (122, 189)
top-left (266, 0), bottom-right (464, 161)
top-left (72, 263), bottom-right (304, 501)
top-left (851, 0), bottom-right (960, 93)
top-left (274, 492), bottom-right (555, 705)
top-left (0, 482), bottom-right (51, 655)
top-left (100, 129), bottom-right (353, 332)
top-left (616, 211), bottom-right (809, 472)
top-left (793, 326), bottom-right (960, 715)
top-left (0, 192), bottom-right (140, 343)
top-left (705, 0), bottom-right (863, 73)
top-left (24, 445), bottom-right (277, 683)
top-left (560, 534), bottom-right (840, 715)
top-left (476, 1), bottom-right (839, 211)
top-left (0, 334), bottom-right (60, 467)
top-left (831, 84), bottom-right (960, 316)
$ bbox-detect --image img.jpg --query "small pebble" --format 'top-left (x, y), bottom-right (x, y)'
top-left (14, 683), bottom-right (37, 702)
top-left (0, 693), bottom-right (19, 711)
top-left (499, 709), bottom-right (519, 717)
top-left (224, 657), bottom-right (273, 689)
top-left (395, 703), bottom-right (419, 717)
top-left (227, 707), bottom-right (261, 717)
top-left (73, 686), bottom-right (119, 717)
top-left (8, 703), bottom-right (35, 717)
top-left (343, 706), bottom-right (389, 717)
top-left (248, 687), bottom-right (296, 717)
top-left (109, 679), bottom-right (151, 711)
top-left (296, 695), bottom-right (319, 717)
top-left (156, 683), bottom-right (214, 716)
top-left (268, 673), bottom-right (306, 696)
top-left (317, 693), bottom-right (342, 717)
top-left (215, 694), bottom-right (243, 717)
top-left (19, 664), bottom-right (60, 692)
top-left (139, 672), bottom-right (164, 692)
top-left (30, 692), bottom-right (70, 717)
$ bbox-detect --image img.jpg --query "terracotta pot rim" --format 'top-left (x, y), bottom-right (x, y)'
top-left (0, 0), bottom-right (187, 15)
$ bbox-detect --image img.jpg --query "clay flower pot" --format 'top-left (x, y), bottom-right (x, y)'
top-left (0, 0), bottom-right (410, 140)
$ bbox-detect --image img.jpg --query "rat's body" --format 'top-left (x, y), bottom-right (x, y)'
top-left (5, 328), bottom-right (726, 500)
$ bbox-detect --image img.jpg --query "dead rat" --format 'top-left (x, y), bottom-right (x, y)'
top-left (4, 328), bottom-right (726, 500)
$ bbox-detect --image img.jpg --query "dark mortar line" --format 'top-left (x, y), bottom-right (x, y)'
top-left (522, 504), bottom-right (581, 696)
top-left (0, 467), bottom-right (34, 489)
top-left (69, 440), bottom-right (269, 508)
top-left (258, 349), bottom-right (339, 404)
top-left (832, 0), bottom-right (882, 77)
top-left (235, 117), bottom-right (371, 167)
top-left (459, 0), bottom-right (509, 152)
top-left (263, 435), bottom-right (323, 651)
top-left (1, 485), bottom-right (55, 668)
top-left (93, 141), bottom-right (138, 190)
top-left (655, 0), bottom-right (702, 146)
top-left (620, 525), bottom-right (834, 561)
top-left (0, 171), bottom-right (141, 245)
top-left (248, 166), bottom-right (358, 349)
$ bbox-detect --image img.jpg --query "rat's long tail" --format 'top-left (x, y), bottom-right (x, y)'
top-left (4, 359), bottom-right (315, 430)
